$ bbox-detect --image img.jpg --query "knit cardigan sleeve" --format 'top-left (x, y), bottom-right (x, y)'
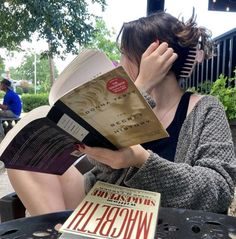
top-left (123, 96), bottom-right (236, 213)
top-left (84, 96), bottom-right (236, 213)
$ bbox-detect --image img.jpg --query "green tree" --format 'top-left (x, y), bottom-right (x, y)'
top-left (37, 56), bottom-right (58, 92)
top-left (0, 56), bottom-right (5, 75)
top-left (86, 18), bottom-right (120, 61)
top-left (0, 0), bottom-right (106, 56)
top-left (10, 53), bottom-right (58, 93)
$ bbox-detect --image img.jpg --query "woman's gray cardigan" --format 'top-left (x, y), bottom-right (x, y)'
top-left (84, 95), bottom-right (236, 213)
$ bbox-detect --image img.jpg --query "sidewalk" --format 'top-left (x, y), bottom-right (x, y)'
top-left (0, 172), bottom-right (14, 199)
top-left (0, 113), bottom-right (26, 198)
top-left (0, 172), bottom-right (15, 223)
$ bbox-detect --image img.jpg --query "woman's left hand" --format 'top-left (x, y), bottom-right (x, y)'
top-left (76, 144), bottom-right (150, 169)
top-left (135, 42), bottom-right (178, 93)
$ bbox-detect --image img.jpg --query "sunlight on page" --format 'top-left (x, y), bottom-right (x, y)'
top-left (49, 49), bottom-right (115, 106)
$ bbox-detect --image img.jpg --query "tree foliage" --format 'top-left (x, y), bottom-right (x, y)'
top-left (86, 18), bottom-right (120, 61)
top-left (10, 53), bottom-right (58, 93)
top-left (0, 56), bottom-right (5, 75)
top-left (210, 70), bottom-right (236, 121)
top-left (0, 0), bottom-right (107, 56)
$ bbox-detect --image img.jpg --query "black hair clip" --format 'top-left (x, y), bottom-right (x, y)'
top-left (179, 46), bottom-right (197, 78)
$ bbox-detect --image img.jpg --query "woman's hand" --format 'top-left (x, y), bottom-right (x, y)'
top-left (76, 144), bottom-right (150, 169)
top-left (135, 42), bottom-right (178, 93)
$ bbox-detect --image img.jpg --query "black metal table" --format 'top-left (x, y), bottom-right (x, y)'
top-left (0, 207), bottom-right (235, 239)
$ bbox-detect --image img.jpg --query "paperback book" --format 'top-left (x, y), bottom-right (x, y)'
top-left (59, 181), bottom-right (161, 239)
top-left (0, 49), bottom-right (168, 175)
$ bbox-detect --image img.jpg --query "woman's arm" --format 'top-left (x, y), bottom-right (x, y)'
top-left (81, 97), bottom-right (236, 213)
top-left (123, 97), bottom-right (236, 213)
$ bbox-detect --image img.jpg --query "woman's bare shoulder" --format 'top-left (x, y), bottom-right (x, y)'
top-left (187, 93), bottom-right (204, 116)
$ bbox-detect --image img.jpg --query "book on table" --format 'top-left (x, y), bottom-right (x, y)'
top-left (0, 49), bottom-right (168, 175)
top-left (59, 181), bottom-right (161, 239)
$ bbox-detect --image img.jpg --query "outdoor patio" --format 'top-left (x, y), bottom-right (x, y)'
top-left (0, 0), bottom-right (236, 227)
top-left (0, 170), bottom-right (236, 221)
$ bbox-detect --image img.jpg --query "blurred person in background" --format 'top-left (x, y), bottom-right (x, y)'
top-left (0, 77), bottom-right (22, 142)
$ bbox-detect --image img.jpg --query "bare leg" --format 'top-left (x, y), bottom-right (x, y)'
top-left (59, 166), bottom-right (85, 209)
top-left (7, 166), bottom-right (85, 216)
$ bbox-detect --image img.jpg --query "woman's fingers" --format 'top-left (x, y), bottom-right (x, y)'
top-left (142, 41), bottom-right (159, 58)
top-left (54, 223), bottom-right (62, 231)
top-left (153, 43), bottom-right (178, 71)
top-left (142, 42), bottom-right (177, 69)
top-left (161, 51), bottom-right (178, 70)
top-left (160, 47), bottom-right (174, 60)
top-left (78, 145), bottom-right (115, 165)
top-left (166, 52), bottom-right (178, 66)
top-left (147, 42), bottom-right (176, 66)
top-left (85, 148), bottom-right (125, 169)
top-left (77, 144), bottom-right (149, 169)
top-left (153, 42), bottom-right (169, 56)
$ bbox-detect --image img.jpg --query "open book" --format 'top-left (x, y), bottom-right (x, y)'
top-left (0, 49), bottom-right (168, 175)
top-left (59, 181), bottom-right (161, 239)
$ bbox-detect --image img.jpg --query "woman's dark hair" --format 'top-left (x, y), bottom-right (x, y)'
top-left (117, 10), bottom-right (213, 79)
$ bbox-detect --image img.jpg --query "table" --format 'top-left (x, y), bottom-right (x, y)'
top-left (0, 207), bottom-right (235, 239)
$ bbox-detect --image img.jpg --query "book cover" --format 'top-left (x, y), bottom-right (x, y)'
top-left (59, 181), bottom-right (161, 239)
top-left (57, 66), bottom-right (168, 148)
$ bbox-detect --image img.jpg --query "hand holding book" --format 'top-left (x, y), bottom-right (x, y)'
top-left (0, 49), bottom-right (168, 175)
top-left (76, 143), bottom-right (150, 169)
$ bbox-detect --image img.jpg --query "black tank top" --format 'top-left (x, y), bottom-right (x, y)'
top-left (142, 91), bottom-right (193, 162)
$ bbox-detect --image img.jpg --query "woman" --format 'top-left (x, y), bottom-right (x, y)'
top-left (7, 11), bottom-right (236, 215)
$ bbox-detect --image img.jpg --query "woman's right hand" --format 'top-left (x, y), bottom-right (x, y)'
top-left (135, 42), bottom-right (178, 93)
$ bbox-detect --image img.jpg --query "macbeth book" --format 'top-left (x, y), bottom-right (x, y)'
top-left (59, 181), bottom-right (161, 239)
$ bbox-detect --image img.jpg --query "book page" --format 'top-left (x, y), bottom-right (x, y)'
top-left (0, 106), bottom-right (83, 175)
top-left (59, 66), bottom-right (168, 148)
top-left (60, 181), bottom-right (161, 239)
top-left (0, 105), bottom-right (50, 155)
top-left (49, 49), bottom-right (115, 106)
